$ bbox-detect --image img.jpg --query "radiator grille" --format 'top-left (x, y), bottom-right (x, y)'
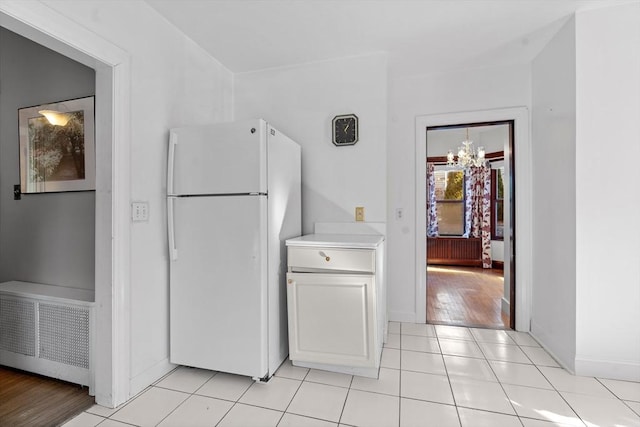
top-left (39, 304), bottom-right (90, 369)
top-left (0, 298), bottom-right (36, 356)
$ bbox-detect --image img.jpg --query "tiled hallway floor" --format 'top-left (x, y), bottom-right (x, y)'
top-left (64, 324), bottom-right (640, 427)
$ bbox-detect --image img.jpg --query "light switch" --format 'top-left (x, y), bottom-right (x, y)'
top-left (132, 202), bottom-right (149, 222)
top-left (355, 206), bottom-right (365, 222)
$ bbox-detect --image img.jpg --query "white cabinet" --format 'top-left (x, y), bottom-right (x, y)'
top-left (286, 234), bottom-right (385, 378)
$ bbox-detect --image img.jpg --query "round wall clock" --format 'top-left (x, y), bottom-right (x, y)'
top-left (332, 114), bottom-right (358, 146)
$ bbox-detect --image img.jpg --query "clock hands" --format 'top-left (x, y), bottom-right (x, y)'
top-left (332, 114), bottom-right (357, 146)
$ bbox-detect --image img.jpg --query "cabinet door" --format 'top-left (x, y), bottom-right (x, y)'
top-left (286, 273), bottom-right (376, 367)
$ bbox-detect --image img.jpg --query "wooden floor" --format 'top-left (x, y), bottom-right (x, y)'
top-left (0, 366), bottom-right (94, 427)
top-left (427, 265), bottom-right (510, 329)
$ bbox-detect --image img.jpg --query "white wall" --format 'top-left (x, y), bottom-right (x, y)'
top-left (531, 17), bottom-right (577, 371)
top-left (388, 64), bottom-right (531, 321)
top-left (574, 3), bottom-right (640, 380)
top-left (234, 54), bottom-right (388, 234)
top-left (41, 0), bottom-right (234, 395)
top-left (0, 27), bottom-right (95, 290)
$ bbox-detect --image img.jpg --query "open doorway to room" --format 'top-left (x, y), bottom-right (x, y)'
top-left (1, 1), bottom-right (131, 409)
top-left (426, 121), bottom-right (515, 329)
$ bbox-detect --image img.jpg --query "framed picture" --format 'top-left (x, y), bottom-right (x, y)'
top-left (18, 96), bottom-right (95, 194)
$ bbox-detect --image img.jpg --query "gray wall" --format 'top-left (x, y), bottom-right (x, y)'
top-left (0, 27), bottom-right (95, 290)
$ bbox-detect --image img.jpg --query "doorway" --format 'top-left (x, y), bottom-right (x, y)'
top-left (425, 121), bottom-right (515, 330)
top-left (1, 3), bottom-right (132, 407)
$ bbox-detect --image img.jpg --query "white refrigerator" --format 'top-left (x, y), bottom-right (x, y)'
top-left (167, 119), bottom-right (301, 380)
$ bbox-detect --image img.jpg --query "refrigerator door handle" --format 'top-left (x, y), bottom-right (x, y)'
top-left (168, 197), bottom-right (178, 261)
top-left (167, 132), bottom-right (177, 195)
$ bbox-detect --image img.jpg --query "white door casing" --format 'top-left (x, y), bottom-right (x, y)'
top-left (0, 1), bottom-right (131, 407)
top-left (415, 107), bottom-right (531, 331)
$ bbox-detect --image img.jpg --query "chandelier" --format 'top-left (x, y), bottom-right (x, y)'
top-left (446, 128), bottom-right (486, 169)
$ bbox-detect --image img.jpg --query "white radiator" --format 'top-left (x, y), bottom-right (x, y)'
top-left (0, 281), bottom-right (94, 388)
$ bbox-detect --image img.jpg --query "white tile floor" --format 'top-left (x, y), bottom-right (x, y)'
top-left (63, 324), bottom-right (640, 427)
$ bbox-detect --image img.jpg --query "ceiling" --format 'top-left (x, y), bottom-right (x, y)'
top-left (146, 0), bottom-right (623, 77)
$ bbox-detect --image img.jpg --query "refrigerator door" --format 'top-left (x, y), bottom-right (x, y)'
top-left (169, 195), bottom-right (268, 377)
top-left (168, 119), bottom-right (267, 196)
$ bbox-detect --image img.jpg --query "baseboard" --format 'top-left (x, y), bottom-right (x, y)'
top-left (575, 356), bottom-right (640, 382)
top-left (292, 358), bottom-right (379, 379)
top-left (501, 297), bottom-right (510, 315)
top-left (388, 310), bottom-right (418, 323)
top-left (531, 321), bottom-right (640, 381)
top-left (427, 259), bottom-right (483, 267)
top-left (129, 358), bottom-right (176, 398)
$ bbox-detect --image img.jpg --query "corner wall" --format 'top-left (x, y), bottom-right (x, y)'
top-left (234, 54), bottom-right (388, 234)
top-left (531, 17), bottom-right (577, 371)
top-left (0, 27), bottom-right (96, 290)
top-left (575, 2), bottom-right (640, 380)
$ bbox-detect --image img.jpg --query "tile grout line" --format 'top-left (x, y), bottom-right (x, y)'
top-left (336, 372), bottom-right (356, 425)
top-left (69, 325), bottom-right (638, 427)
top-left (150, 385), bottom-right (191, 427)
top-left (272, 366), bottom-right (309, 427)
top-left (433, 325), bottom-right (464, 427)
top-left (95, 417), bottom-right (138, 427)
top-left (398, 326), bottom-right (403, 427)
top-left (469, 327), bottom-right (525, 422)
top-left (154, 369), bottom-right (220, 427)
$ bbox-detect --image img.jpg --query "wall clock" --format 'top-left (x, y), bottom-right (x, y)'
top-left (332, 114), bottom-right (358, 146)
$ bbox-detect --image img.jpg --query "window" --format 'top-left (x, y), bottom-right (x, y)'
top-left (434, 169), bottom-right (465, 235)
top-left (491, 167), bottom-right (505, 240)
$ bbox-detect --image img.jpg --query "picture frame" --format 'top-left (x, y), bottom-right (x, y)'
top-left (18, 96), bottom-right (95, 194)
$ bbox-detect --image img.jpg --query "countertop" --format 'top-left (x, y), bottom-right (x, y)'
top-left (286, 233), bottom-right (384, 249)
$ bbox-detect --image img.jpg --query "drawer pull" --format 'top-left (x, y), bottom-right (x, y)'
top-left (318, 251), bottom-right (331, 262)
top-left (287, 279), bottom-right (293, 285)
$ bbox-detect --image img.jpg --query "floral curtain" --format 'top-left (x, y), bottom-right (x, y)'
top-left (427, 162), bottom-right (439, 237)
top-left (463, 166), bottom-right (492, 268)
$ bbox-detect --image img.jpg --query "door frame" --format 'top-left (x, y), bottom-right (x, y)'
top-left (415, 107), bottom-right (531, 331)
top-left (1, 2), bottom-right (132, 407)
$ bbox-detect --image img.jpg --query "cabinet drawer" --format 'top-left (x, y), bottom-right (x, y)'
top-left (288, 247), bottom-right (375, 273)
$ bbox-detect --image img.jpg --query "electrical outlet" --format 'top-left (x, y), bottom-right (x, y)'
top-left (132, 202), bottom-right (149, 222)
top-left (396, 208), bottom-right (403, 220)
top-left (355, 206), bottom-right (365, 222)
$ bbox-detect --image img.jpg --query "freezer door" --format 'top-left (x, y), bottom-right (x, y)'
top-left (168, 119), bottom-right (267, 196)
top-left (169, 195), bottom-right (268, 377)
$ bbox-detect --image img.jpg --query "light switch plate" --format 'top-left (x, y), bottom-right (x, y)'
top-left (355, 206), bottom-right (365, 222)
top-left (132, 202), bottom-right (149, 222)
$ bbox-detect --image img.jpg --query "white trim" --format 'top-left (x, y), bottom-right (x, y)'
top-left (501, 297), bottom-right (510, 315)
top-left (415, 107), bottom-right (531, 331)
top-left (1, 1), bottom-right (131, 407)
top-left (574, 356), bottom-right (640, 382)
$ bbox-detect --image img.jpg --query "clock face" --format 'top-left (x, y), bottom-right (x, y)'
top-left (332, 114), bottom-right (358, 146)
